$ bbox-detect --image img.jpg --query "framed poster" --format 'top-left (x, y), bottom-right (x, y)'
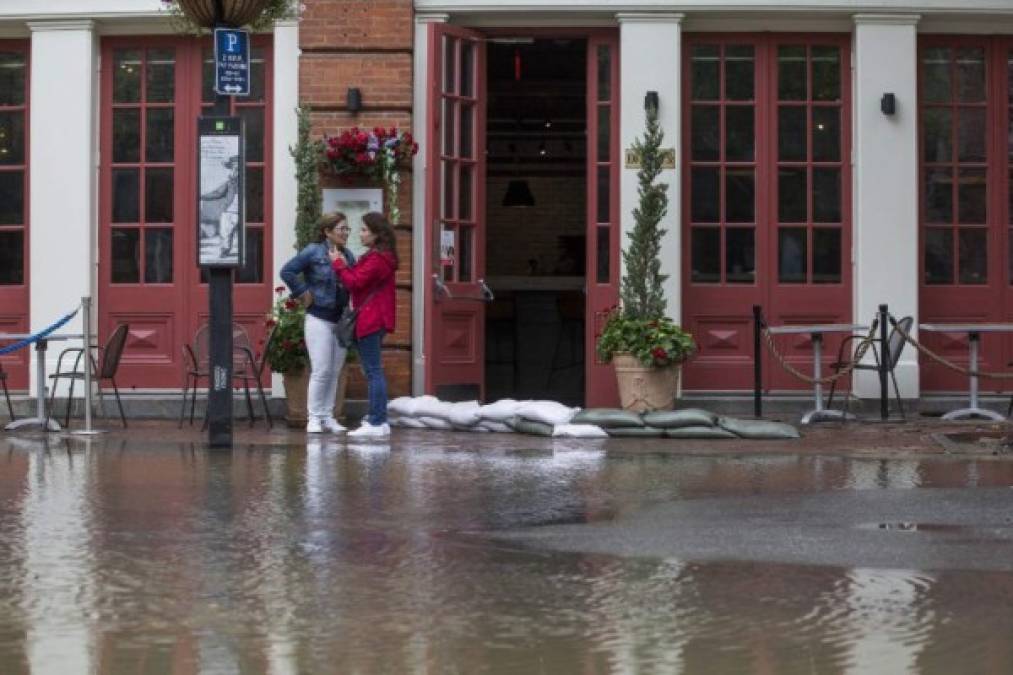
top-left (321, 188), bottom-right (383, 259)
top-left (197, 116), bottom-right (245, 267)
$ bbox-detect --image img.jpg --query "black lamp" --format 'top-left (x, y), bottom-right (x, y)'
top-left (347, 87), bottom-right (363, 114)
top-left (644, 90), bottom-right (659, 112)
top-left (880, 92), bottom-right (896, 116)
top-left (503, 179), bottom-right (535, 208)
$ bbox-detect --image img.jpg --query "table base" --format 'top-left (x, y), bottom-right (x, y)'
top-left (800, 409), bottom-right (857, 425)
top-left (940, 407), bottom-right (1006, 422)
top-left (5, 417), bottom-right (62, 432)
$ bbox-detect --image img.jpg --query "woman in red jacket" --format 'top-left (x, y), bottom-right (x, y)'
top-left (330, 211), bottom-right (398, 438)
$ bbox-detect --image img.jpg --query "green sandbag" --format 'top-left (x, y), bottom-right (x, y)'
top-left (606, 426), bottom-right (665, 437)
top-left (571, 408), bottom-right (645, 428)
top-left (717, 417), bottom-right (800, 440)
top-left (643, 408), bottom-right (718, 429)
top-left (664, 425), bottom-right (738, 439)
top-left (510, 418), bottom-right (554, 437)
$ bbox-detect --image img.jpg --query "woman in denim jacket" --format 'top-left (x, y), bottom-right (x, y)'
top-left (280, 212), bottom-right (356, 433)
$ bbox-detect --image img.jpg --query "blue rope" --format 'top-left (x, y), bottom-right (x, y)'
top-left (0, 307), bottom-right (80, 356)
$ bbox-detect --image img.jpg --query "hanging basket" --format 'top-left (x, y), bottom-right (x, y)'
top-left (176, 0), bottom-right (273, 28)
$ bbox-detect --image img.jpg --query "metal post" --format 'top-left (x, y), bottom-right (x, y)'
top-left (73, 296), bottom-right (104, 436)
top-left (208, 2), bottom-right (234, 448)
top-left (752, 305), bottom-right (763, 418)
top-left (879, 303), bottom-right (889, 421)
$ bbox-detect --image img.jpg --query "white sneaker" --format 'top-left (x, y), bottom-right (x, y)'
top-left (306, 418), bottom-right (324, 433)
top-left (324, 417), bottom-right (347, 433)
top-left (348, 421), bottom-right (391, 438)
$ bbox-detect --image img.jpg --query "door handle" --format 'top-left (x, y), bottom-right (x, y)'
top-left (433, 274), bottom-right (453, 301)
top-left (478, 279), bottom-right (495, 302)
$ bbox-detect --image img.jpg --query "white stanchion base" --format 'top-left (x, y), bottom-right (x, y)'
top-left (800, 409), bottom-right (857, 425)
top-left (941, 408), bottom-right (1005, 422)
top-left (5, 417), bottom-right (62, 432)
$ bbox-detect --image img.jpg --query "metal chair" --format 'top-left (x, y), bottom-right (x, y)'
top-left (827, 316), bottom-right (912, 420)
top-left (0, 361), bottom-right (15, 421)
top-left (180, 323), bottom-right (273, 429)
top-left (48, 323), bottom-right (129, 428)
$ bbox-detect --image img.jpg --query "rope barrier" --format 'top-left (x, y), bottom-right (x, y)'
top-left (887, 314), bottom-right (1013, 380)
top-left (0, 307), bottom-right (80, 356)
top-left (761, 319), bottom-right (880, 386)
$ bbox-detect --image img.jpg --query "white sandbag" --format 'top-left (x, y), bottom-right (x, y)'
top-left (414, 398), bottom-right (454, 420)
top-left (418, 415), bottom-right (453, 430)
top-left (478, 420), bottom-right (513, 433)
top-left (392, 416), bottom-right (427, 429)
top-left (515, 400), bottom-right (578, 426)
top-left (388, 394), bottom-right (439, 417)
top-left (446, 400), bottom-right (483, 428)
top-left (552, 424), bottom-right (608, 438)
top-left (478, 398), bottom-right (525, 422)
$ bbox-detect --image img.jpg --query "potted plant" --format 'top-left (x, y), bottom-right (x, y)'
top-left (160, 0), bottom-right (297, 32)
top-left (321, 126), bottom-right (419, 225)
top-left (595, 98), bottom-right (695, 412)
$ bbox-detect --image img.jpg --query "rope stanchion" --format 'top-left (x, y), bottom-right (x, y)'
top-left (888, 314), bottom-right (1013, 380)
top-left (761, 319), bottom-right (879, 386)
top-left (0, 307), bottom-right (79, 357)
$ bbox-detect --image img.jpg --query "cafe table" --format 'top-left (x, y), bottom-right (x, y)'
top-left (918, 323), bottom-right (1013, 421)
top-left (0, 333), bottom-right (84, 432)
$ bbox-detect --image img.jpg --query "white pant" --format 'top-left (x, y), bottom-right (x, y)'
top-left (305, 313), bottom-right (348, 421)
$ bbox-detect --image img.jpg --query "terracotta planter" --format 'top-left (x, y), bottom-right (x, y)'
top-left (612, 353), bottom-right (682, 413)
top-left (282, 365), bottom-right (350, 428)
top-left (176, 0), bottom-right (272, 28)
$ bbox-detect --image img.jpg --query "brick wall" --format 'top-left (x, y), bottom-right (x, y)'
top-left (302, 0), bottom-right (414, 396)
top-left (486, 174), bottom-right (586, 277)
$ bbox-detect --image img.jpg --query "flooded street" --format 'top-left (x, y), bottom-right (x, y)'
top-left (1, 434), bottom-right (1012, 674)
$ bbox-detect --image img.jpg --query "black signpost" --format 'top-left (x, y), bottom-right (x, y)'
top-left (200, 14), bottom-right (251, 449)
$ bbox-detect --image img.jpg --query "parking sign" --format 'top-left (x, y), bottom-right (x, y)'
top-left (214, 28), bottom-right (250, 96)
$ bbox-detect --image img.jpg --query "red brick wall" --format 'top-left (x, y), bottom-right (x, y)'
top-left (302, 0), bottom-right (414, 396)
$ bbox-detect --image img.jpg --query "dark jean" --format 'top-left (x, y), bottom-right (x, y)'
top-left (357, 329), bottom-right (388, 425)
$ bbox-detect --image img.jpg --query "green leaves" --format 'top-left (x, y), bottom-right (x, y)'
top-left (290, 106), bottom-right (323, 251)
top-left (596, 311), bottom-right (696, 368)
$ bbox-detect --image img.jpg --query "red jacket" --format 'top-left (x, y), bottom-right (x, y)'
top-left (333, 249), bottom-right (397, 338)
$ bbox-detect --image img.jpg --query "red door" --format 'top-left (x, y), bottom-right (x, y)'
top-left (0, 42), bottom-right (29, 390)
top-left (585, 34), bottom-right (621, 407)
top-left (424, 25), bottom-right (488, 401)
top-left (99, 37), bottom-right (272, 389)
top-left (918, 37), bottom-right (1012, 392)
top-left (681, 35), bottom-right (852, 390)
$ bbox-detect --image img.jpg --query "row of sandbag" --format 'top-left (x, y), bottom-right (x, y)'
top-left (387, 396), bottom-right (799, 440)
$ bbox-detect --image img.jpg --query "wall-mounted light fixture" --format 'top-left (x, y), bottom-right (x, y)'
top-left (880, 92), bottom-right (896, 116)
top-left (644, 90), bottom-right (659, 112)
top-left (347, 87), bottom-right (363, 114)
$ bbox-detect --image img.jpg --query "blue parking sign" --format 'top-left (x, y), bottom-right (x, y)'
top-left (214, 28), bottom-right (250, 96)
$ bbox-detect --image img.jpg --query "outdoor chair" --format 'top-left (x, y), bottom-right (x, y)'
top-left (180, 322), bottom-right (273, 429)
top-left (0, 361), bottom-right (14, 421)
top-left (826, 316), bottom-right (913, 421)
top-left (48, 323), bottom-right (129, 428)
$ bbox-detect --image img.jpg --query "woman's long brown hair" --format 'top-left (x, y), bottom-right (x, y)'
top-left (362, 211), bottom-right (399, 268)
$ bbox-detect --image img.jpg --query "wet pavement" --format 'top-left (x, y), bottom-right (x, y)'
top-left (1, 422), bottom-right (1012, 673)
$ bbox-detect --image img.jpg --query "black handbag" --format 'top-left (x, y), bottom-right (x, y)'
top-left (336, 289), bottom-right (377, 348)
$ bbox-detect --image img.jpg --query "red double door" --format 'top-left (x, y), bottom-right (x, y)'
top-left (681, 35), bottom-right (853, 391)
top-left (98, 37), bottom-right (273, 389)
top-left (423, 26), bottom-right (621, 405)
top-left (918, 37), bottom-right (1013, 392)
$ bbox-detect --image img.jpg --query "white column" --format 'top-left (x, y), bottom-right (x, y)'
top-left (411, 13), bottom-right (447, 396)
top-left (28, 21), bottom-right (97, 398)
top-left (270, 19), bottom-right (300, 397)
top-left (852, 15), bottom-right (921, 399)
top-left (617, 13), bottom-right (683, 322)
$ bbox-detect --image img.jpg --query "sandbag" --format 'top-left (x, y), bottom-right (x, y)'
top-left (510, 418), bottom-right (554, 437)
top-left (606, 426), bottom-right (665, 437)
top-left (478, 398), bottom-right (525, 422)
top-left (552, 423), bottom-right (609, 438)
top-left (414, 398), bottom-right (454, 420)
top-left (446, 400), bottom-right (482, 428)
top-left (664, 425), bottom-right (738, 439)
top-left (643, 408), bottom-right (718, 429)
top-left (514, 400), bottom-right (577, 426)
top-left (478, 420), bottom-right (513, 433)
top-left (717, 417), bottom-right (800, 440)
top-left (571, 408), bottom-right (644, 428)
top-left (390, 416), bottom-right (426, 429)
top-left (388, 395), bottom-right (438, 417)
top-left (418, 415), bottom-right (454, 430)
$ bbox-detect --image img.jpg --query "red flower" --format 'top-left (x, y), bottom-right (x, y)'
top-left (274, 285), bottom-right (285, 293)
top-left (284, 299), bottom-right (298, 310)
top-left (265, 319), bottom-right (277, 327)
top-left (651, 347), bottom-right (668, 360)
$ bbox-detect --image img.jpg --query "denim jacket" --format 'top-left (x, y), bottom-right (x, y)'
top-left (280, 242), bottom-right (355, 313)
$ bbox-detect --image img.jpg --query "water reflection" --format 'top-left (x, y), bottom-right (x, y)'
top-left (0, 438), bottom-right (1011, 673)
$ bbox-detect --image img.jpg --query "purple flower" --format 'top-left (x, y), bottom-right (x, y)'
top-left (367, 133), bottom-right (379, 152)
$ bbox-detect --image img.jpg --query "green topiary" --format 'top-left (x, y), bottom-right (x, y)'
top-left (290, 106), bottom-right (323, 251)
